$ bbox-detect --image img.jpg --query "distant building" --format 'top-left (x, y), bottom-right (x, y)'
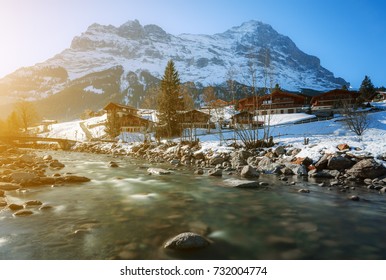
top-left (238, 90), bottom-right (307, 115)
top-left (41, 119), bottom-right (58, 132)
top-left (177, 109), bottom-right (212, 129)
top-left (103, 102), bottom-right (154, 134)
top-left (230, 111), bottom-right (264, 128)
top-left (310, 89), bottom-right (359, 113)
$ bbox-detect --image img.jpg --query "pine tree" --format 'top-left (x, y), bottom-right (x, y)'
top-left (359, 75), bottom-right (375, 104)
top-left (157, 60), bottom-right (183, 137)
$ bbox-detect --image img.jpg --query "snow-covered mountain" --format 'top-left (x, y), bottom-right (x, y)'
top-left (0, 19), bottom-right (348, 120)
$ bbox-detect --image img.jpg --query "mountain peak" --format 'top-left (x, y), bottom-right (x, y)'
top-left (0, 18), bottom-right (349, 120)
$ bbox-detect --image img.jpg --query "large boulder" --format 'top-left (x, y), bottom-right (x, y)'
top-left (346, 159), bottom-right (386, 179)
top-left (327, 156), bottom-right (354, 170)
top-left (10, 172), bottom-right (39, 184)
top-left (240, 165), bottom-right (260, 178)
top-left (0, 182), bottom-right (21, 191)
top-left (314, 154), bottom-right (329, 170)
top-left (164, 232), bottom-right (211, 250)
top-left (222, 179), bottom-right (259, 188)
top-left (209, 156), bottom-right (225, 166)
top-left (230, 150), bottom-right (251, 169)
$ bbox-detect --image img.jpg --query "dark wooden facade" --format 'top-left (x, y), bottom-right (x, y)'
top-left (310, 89), bottom-right (359, 112)
top-left (238, 90), bottom-right (307, 115)
top-left (230, 111), bottom-right (264, 128)
top-left (103, 102), bottom-right (153, 133)
top-left (177, 110), bottom-right (211, 129)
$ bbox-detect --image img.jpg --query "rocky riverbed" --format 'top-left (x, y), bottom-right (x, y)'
top-left (0, 143), bottom-right (91, 216)
top-left (72, 140), bottom-right (386, 195)
top-left (2, 140), bottom-right (386, 259)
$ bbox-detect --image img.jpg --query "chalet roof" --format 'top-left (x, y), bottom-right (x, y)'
top-left (177, 109), bottom-right (210, 117)
top-left (103, 102), bottom-right (137, 111)
top-left (259, 90), bottom-right (305, 101)
top-left (310, 89), bottom-right (359, 103)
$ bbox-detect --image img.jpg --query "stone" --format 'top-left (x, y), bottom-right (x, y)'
top-left (222, 179), bottom-right (259, 188)
top-left (194, 168), bottom-right (204, 175)
top-left (62, 175), bottom-right (91, 183)
top-left (9, 204), bottom-right (25, 211)
top-left (38, 177), bottom-right (56, 185)
top-left (209, 156), bottom-right (225, 166)
top-left (337, 144), bottom-right (350, 151)
top-left (297, 165), bottom-right (308, 176)
top-left (292, 157), bottom-right (313, 167)
top-left (164, 232), bottom-right (211, 250)
top-left (349, 195), bottom-right (360, 201)
top-left (49, 160), bottom-right (65, 169)
top-left (208, 169), bottom-right (222, 177)
top-left (346, 159), bottom-right (386, 179)
top-left (43, 155), bottom-right (53, 161)
top-left (274, 146), bottom-right (286, 156)
top-left (314, 154), bottom-right (329, 170)
top-left (298, 189), bottom-right (310, 193)
top-left (10, 172), bottom-right (39, 184)
top-left (147, 168), bottom-right (171, 175)
top-left (19, 154), bottom-right (35, 163)
top-left (170, 159), bottom-right (181, 165)
top-left (308, 169), bottom-right (339, 178)
top-left (327, 156), bottom-right (354, 170)
top-left (0, 197), bottom-right (7, 207)
top-left (109, 161), bottom-right (119, 168)
top-left (0, 182), bottom-right (22, 191)
top-left (13, 210), bottom-right (34, 216)
top-left (39, 204), bottom-right (54, 210)
top-left (240, 165), bottom-right (259, 178)
top-left (25, 200), bottom-right (43, 206)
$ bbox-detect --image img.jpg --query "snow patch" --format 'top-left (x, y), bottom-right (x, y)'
top-left (84, 85), bottom-right (104, 94)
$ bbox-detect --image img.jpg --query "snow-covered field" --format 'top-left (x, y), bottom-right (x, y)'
top-left (39, 103), bottom-right (386, 165)
top-left (39, 114), bottom-right (107, 141)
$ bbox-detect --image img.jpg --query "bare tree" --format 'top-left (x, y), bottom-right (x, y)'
top-left (342, 101), bottom-right (370, 136)
top-left (14, 100), bottom-right (39, 134)
top-left (202, 85), bottom-right (217, 133)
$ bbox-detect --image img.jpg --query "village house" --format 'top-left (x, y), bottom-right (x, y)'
top-left (310, 89), bottom-right (359, 114)
top-left (103, 102), bottom-right (154, 134)
top-left (238, 90), bottom-right (308, 115)
top-left (230, 111), bottom-right (264, 128)
top-left (177, 109), bottom-right (213, 130)
top-left (374, 91), bottom-right (386, 101)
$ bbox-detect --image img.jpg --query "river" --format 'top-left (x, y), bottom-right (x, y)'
top-left (1, 150), bottom-right (386, 260)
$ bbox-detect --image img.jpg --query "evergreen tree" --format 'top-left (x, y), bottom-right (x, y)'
top-left (157, 60), bottom-right (183, 137)
top-left (359, 75), bottom-right (375, 104)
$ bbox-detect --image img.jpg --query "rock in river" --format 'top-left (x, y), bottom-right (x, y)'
top-left (222, 179), bottom-right (259, 189)
top-left (147, 168), bottom-right (171, 175)
top-left (240, 165), bottom-right (260, 178)
top-left (164, 232), bottom-right (211, 250)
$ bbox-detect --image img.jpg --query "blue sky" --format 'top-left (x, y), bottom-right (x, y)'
top-left (0, 0), bottom-right (385, 88)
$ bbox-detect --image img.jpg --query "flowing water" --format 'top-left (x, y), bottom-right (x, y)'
top-left (1, 150), bottom-right (386, 260)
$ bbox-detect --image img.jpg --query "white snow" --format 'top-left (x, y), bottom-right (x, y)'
top-left (84, 85), bottom-right (104, 94)
top-left (38, 114), bottom-right (107, 141)
top-left (37, 109), bottom-right (386, 166)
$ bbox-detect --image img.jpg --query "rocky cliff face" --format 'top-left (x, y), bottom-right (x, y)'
top-left (0, 19), bottom-right (348, 120)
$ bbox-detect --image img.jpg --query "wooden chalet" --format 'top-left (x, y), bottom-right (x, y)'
top-left (374, 91), bottom-right (386, 101)
top-left (177, 109), bottom-right (212, 129)
top-left (238, 90), bottom-right (307, 115)
top-left (310, 89), bottom-right (359, 113)
top-left (230, 111), bottom-right (264, 128)
top-left (103, 102), bottom-right (154, 133)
